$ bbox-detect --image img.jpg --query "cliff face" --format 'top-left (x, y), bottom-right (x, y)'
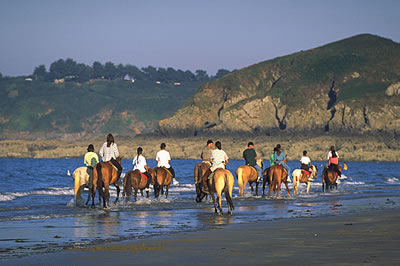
top-left (160, 34), bottom-right (400, 136)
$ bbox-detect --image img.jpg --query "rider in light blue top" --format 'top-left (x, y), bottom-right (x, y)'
top-left (273, 144), bottom-right (291, 182)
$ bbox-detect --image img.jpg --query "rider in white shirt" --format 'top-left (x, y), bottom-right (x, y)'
top-left (99, 133), bottom-right (122, 182)
top-left (133, 147), bottom-right (151, 188)
top-left (156, 143), bottom-right (177, 184)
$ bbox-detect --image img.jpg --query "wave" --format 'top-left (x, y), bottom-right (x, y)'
top-left (0, 187), bottom-right (74, 202)
top-left (385, 177), bottom-right (400, 184)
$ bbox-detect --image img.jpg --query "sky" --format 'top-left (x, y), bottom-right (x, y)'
top-left (0, 0), bottom-right (399, 76)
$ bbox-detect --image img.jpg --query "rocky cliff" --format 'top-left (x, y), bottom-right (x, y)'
top-left (159, 34), bottom-right (400, 137)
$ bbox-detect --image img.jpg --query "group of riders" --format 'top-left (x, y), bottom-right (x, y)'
top-left (82, 133), bottom-right (342, 194)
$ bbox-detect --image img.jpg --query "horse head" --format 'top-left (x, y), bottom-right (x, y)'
top-left (311, 165), bottom-right (318, 179)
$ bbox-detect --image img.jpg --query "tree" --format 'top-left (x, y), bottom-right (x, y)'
top-left (92, 61), bottom-right (104, 79)
top-left (195, 69), bottom-right (209, 82)
top-left (104, 62), bottom-right (117, 80)
top-left (49, 59), bottom-right (67, 79)
top-left (125, 64), bottom-right (145, 80)
top-left (142, 66), bottom-right (158, 80)
top-left (33, 64), bottom-right (47, 79)
top-left (214, 69), bottom-right (231, 79)
top-left (116, 64), bottom-right (126, 79)
top-left (76, 63), bottom-right (92, 83)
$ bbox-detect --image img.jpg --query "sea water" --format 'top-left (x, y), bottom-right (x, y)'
top-left (0, 158), bottom-right (399, 259)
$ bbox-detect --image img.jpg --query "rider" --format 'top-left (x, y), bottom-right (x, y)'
top-left (84, 144), bottom-right (99, 189)
top-left (200, 139), bottom-right (213, 164)
top-left (156, 143), bottom-right (177, 185)
top-left (327, 146), bottom-right (341, 177)
top-left (273, 144), bottom-right (291, 182)
top-left (243, 142), bottom-right (262, 182)
top-left (201, 141), bottom-right (229, 193)
top-left (269, 147), bottom-right (277, 168)
top-left (99, 133), bottom-right (122, 184)
top-left (300, 150), bottom-right (312, 181)
top-left (132, 147), bottom-right (152, 190)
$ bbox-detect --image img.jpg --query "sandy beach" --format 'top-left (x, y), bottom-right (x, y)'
top-left (3, 208), bottom-right (399, 265)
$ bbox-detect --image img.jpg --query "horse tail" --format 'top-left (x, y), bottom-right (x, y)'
top-left (96, 163), bottom-right (104, 199)
top-left (125, 172), bottom-right (132, 198)
top-left (194, 163), bottom-right (199, 185)
top-left (73, 169), bottom-right (80, 201)
top-left (272, 167), bottom-right (278, 192)
top-left (224, 171), bottom-right (234, 210)
top-left (236, 167), bottom-right (244, 195)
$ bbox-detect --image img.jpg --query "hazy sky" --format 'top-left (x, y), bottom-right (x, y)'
top-left (1, 0), bottom-right (399, 76)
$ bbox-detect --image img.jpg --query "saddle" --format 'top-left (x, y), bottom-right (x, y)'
top-left (302, 170), bottom-right (310, 176)
top-left (140, 172), bottom-right (148, 182)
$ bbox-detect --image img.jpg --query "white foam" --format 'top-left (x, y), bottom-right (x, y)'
top-left (0, 194), bottom-right (16, 202)
top-left (385, 177), bottom-right (400, 184)
top-left (0, 187), bottom-right (74, 202)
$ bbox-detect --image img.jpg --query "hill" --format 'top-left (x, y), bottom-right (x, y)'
top-left (0, 77), bottom-right (202, 139)
top-left (159, 34), bottom-right (400, 137)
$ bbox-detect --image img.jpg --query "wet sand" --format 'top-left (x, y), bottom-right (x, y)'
top-left (3, 208), bottom-right (400, 265)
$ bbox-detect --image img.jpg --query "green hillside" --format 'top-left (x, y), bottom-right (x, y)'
top-left (160, 34), bottom-right (400, 136)
top-left (0, 77), bottom-right (202, 138)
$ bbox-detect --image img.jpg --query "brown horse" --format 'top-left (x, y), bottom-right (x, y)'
top-left (236, 159), bottom-right (263, 196)
top-left (194, 162), bottom-right (211, 198)
top-left (91, 157), bottom-right (122, 208)
top-left (122, 169), bottom-right (154, 202)
top-left (152, 167), bottom-right (172, 198)
top-left (322, 165), bottom-right (341, 192)
top-left (209, 168), bottom-right (234, 215)
top-left (264, 164), bottom-right (291, 199)
top-left (292, 165), bottom-right (318, 194)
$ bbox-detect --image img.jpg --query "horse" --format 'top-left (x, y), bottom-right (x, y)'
top-left (91, 157), bottom-right (122, 208)
top-left (322, 165), bottom-right (341, 192)
top-left (208, 168), bottom-right (234, 215)
top-left (236, 159), bottom-right (263, 196)
top-left (122, 169), bottom-right (154, 202)
top-left (152, 167), bottom-right (172, 198)
top-left (194, 162), bottom-right (211, 198)
top-left (292, 165), bottom-right (318, 194)
top-left (72, 166), bottom-right (91, 205)
top-left (263, 164), bottom-right (291, 199)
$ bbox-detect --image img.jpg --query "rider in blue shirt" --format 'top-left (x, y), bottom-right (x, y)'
top-left (273, 144), bottom-right (291, 182)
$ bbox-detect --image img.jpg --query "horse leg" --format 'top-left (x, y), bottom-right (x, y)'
top-left (103, 186), bottom-right (109, 208)
top-left (85, 187), bottom-right (91, 205)
top-left (209, 192), bottom-right (218, 213)
top-left (165, 186), bottom-right (169, 198)
top-left (140, 190), bottom-right (144, 197)
top-left (217, 193), bottom-right (223, 215)
top-left (276, 180), bottom-right (281, 200)
top-left (250, 181), bottom-right (253, 193)
top-left (114, 185), bottom-right (120, 205)
top-left (161, 186), bottom-right (164, 195)
top-left (284, 181), bottom-right (291, 198)
top-left (134, 188), bottom-right (138, 201)
top-left (255, 182), bottom-right (259, 196)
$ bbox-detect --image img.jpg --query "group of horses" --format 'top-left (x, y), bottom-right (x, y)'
top-left (73, 157), bottom-right (342, 215)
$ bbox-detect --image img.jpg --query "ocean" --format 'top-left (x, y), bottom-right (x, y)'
top-left (0, 158), bottom-right (399, 259)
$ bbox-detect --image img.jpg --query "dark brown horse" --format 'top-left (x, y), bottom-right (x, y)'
top-left (194, 162), bottom-right (211, 199)
top-left (152, 167), bottom-right (172, 198)
top-left (322, 165), bottom-right (341, 192)
top-left (91, 157), bottom-right (122, 208)
top-left (263, 164), bottom-right (291, 199)
top-left (122, 169), bottom-right (154, 202)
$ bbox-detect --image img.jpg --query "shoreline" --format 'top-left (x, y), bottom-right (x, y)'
top-left (1, 134), bottom-right (400, 161)
top-left (3, 207), bottom-right (400, 265)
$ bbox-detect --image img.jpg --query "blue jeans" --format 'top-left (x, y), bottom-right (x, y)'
top-left (253, 164), bottom-right (262, 178)
top-left (276, 161), bottom-right (290, 176)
